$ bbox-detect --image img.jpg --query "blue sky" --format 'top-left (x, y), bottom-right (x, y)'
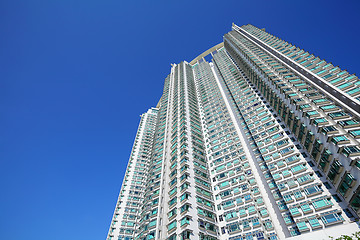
top-left (1, 0), bottom-right (359, 239)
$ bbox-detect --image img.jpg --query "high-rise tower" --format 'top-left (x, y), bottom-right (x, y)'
top-left (107, 107), bottom-right (158, 239)
top-left (107, 24), bottom-right (360, 240)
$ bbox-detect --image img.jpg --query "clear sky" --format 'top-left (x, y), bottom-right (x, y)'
top-left (1, 0), bottom-right (359, 239)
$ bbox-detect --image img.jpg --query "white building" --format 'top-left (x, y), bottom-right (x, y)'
top-left (107, 24), bottom-right (360, 240)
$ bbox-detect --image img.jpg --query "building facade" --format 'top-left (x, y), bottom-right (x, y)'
top-left (107, 24), bottom-right (360, 240)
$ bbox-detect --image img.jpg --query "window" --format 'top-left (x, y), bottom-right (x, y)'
top-left (312, 198), bottom-right (333, 210)
top-left (273, 173), bottom-right (281, 180)
top-left (287, 179), bottom-right (297, 188)
top-left (225, 211), bottom-right (237, 220)
top-left (147, 232), bottom-right (155, 240)
top-left (300, 204), bottom-right (312, 213)
top-left (338, 119), bottom-right (360, 128)
top-left (239, 208), bottom-right (247, 216)
top-left (168, 220), bottom-right (177, 231)
top-left (242, 220), bottom-right (250, 229)
top-left (170, 178), bottom-right (177, 187)
top-left (329, 111), bottom-right (349, 119)
top-left (180, 192), bottom-right (190, 202)
top-left (338, 173), bottom-right (354, 196)
top-left (289, 207), bottom-right (301, 216)
top-left (260, 208), bottom-right (268, 217)
top-left (291, 164), bottom-right (306, 174)
top-left (304, 185), bottom-right (322, 196)
top-left (264, 219), bottom-right (273, 231)
top-left (283, 213), bottom-right (294, 225)
top-left (227, 222), bottom-right (239, 233)
top-left (233, 187), bottom-right (240, 194)
top-left (180, 216), bottom-right (191, 226)
top-left (248, 206), bottom-right (256, 214)
top-left (282, 170), bottom-right (291, 178)
top-left (180, 173), bottom-right (189, 181)
top-left (342, 146), bottom-right (360, 157)
top-left (180, 182), bottom-right (189, 191)
top-left (252, 218), bottom-right (260, 227)
top-left (169, 197), bottom-right (177, 206)
top-left (149, 220), bottom-right (157, 228)
top-left (222, 200), bottom-right (234, 209)
top-left (313, 118), bottom-right (328, 126)
top-left (322, 126), bottom-right (338, 134)
top-left (331, 135), bottom-right (349, 145)
top-left (168, 234), bottom-right (176, 240)
top-left (320, 105), bottom-right (338, 111)
top-left (256, 197), bottom-right (263, 205)
top-left (308, 217), bottom-right (321, 229)
top-left (321, 212), bottom-right (344, 225)
top-left (219, 181), bottom-right (230, 188)
top-left (296, 221), bottom-right (308, 231)
top-left (236, 197), bottom-right (243, 204)
top-left (150, 208), bottom-right (158, 216)
top-left (283, 194), bottom-right (293, 203)
top-left (169, 187), bottom-right (177, 196)
top-left (180, 204), bottom-right (190, 213)
top-left (168, 208), bottom-right (177, 218)
top-left (297, 174), bottom-right (314, 184)
top-left (293, 191), bottom-right (304, 200)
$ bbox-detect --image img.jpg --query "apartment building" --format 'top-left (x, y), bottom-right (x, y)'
top-left (107, 23), bottom-right (360, 240)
